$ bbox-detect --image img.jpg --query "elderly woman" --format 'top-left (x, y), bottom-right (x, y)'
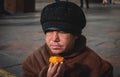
top-left (22, 1), bottom-right (113, 77)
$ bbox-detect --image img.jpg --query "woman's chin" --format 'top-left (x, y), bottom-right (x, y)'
top-left (51, 50), bottom-right (63, 55)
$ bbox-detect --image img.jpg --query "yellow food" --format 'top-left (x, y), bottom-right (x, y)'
top-left (49, 56), bottom-right (64, 64)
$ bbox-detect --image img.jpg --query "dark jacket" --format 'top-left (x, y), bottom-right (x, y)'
top-left (22, 36), bottom-right (113, 77)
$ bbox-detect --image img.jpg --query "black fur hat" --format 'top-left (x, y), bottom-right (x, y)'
top-left (40, 1), bottom-right (86, 35)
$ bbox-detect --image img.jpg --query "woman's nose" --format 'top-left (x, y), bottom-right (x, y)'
top-left (52, 32), bottom-right (60, 42)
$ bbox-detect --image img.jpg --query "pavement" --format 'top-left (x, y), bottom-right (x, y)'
top-left (0, 2), bottom-right (120, 77)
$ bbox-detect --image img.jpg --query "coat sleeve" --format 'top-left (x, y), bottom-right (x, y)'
top-left (101, 61), bottom-right (113, 77)
top-left (104, 68), bottom-right (113, 77)
top-left (22, 55), bottom-right (38, 77)
top-left (38, 66), bottom-right (48, 77)
top-left (22, 45), bottom-right (50, 77)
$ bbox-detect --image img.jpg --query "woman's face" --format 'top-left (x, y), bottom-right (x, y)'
top-left (45, 30), bottom-right (77, 55)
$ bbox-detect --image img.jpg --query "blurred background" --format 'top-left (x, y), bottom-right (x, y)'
top-left (0, 0), bottom-right (120, 77)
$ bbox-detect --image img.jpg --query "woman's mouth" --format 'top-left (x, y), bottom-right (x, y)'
top-left (51, 45), bottom-right (61, 49)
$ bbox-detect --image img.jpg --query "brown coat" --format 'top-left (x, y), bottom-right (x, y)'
top-left (22, 36), bottom-right (113, 77)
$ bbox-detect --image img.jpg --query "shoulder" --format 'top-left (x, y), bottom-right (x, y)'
top-left (24, 44), bottom-right (46, 61)
top-left (100, 59), bottom-right (113, 73)
top-left (82, 47), bottom-right (113, 76)
top-left (83, 47), bottom-right (113, 69)
top-left (22, 44), bottom-right (50, 71)
top-left (23, 44), bottom-right (50, 64)
top-left (22, 44), bottom-right (50, 76)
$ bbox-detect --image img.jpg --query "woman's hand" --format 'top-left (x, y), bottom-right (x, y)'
top-left (47, 62), bottom-right (64, 77)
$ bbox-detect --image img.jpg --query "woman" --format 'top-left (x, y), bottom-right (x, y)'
top-left (22, 1), bottom-right (113, 77)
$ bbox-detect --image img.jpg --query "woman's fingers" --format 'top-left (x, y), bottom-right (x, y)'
top-left (54, 62), bottom-right (63, 77)
top-left (47, 62), bottom-right (59, 77)
top-left (48, 63), bottom-right (53, 72)
top-left (47, 62), bottom-right (64, 77)
top-left (56, 62), bottom-right (63, 73)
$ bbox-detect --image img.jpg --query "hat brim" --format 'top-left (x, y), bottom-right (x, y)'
top-left (42, 21), bottom-right (76, 33)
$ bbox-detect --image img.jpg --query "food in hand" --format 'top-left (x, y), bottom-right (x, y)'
top-left (49, 56), bottom-right (64, 64)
